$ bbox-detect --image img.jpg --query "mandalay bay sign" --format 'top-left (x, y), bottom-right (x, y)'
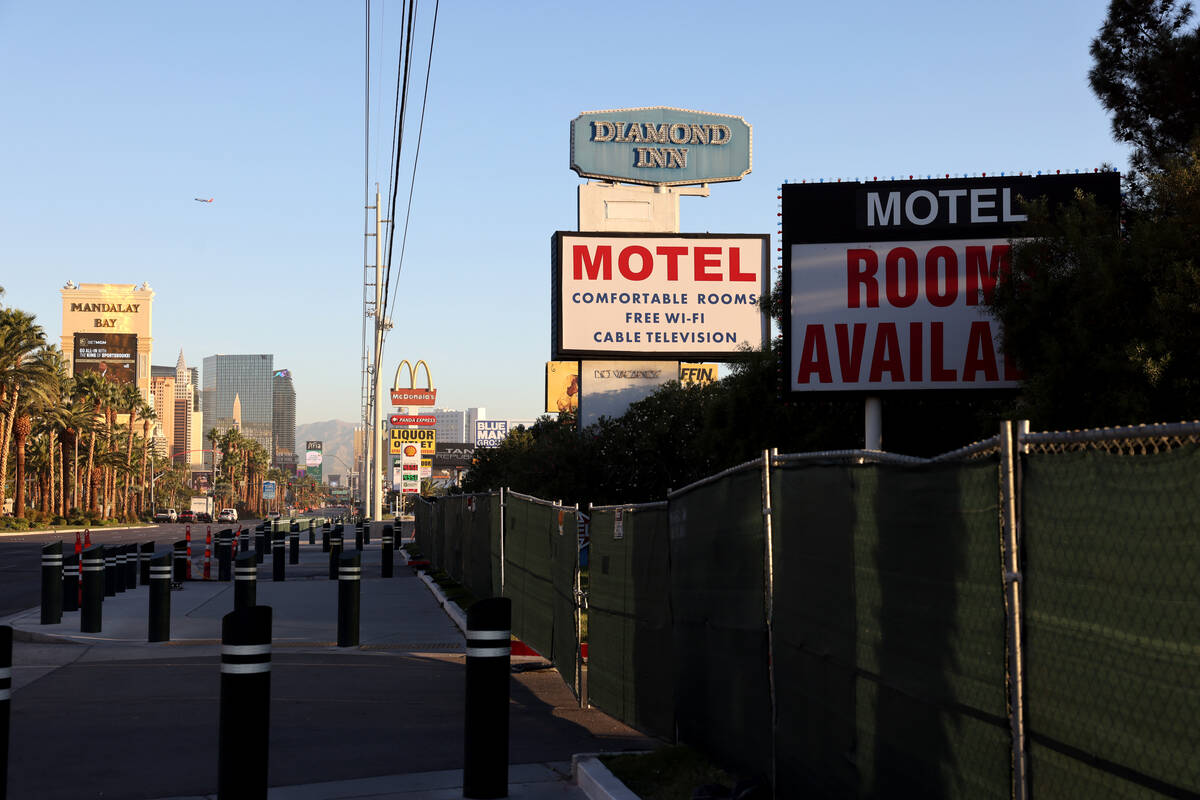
top-left (570, 106), bottom-right (752, 186)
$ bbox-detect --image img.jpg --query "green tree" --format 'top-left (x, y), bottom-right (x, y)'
top-left (990, 1), bottom-right (1200, 427)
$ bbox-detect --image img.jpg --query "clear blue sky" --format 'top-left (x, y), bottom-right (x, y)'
top-left (0, 0), bottom-right (1131, 426)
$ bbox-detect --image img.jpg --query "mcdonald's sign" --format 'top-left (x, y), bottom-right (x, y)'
top-left (391, 359), bottom-right (437, 406)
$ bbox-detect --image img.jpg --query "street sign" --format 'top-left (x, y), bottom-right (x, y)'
top-left (262, 480), bottom-right (276, 500)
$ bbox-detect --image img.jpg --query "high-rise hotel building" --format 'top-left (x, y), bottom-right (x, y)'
top-left (202, 354), bottom-right (274, 466)
top-left (272, 369), bottom-right (296, 471)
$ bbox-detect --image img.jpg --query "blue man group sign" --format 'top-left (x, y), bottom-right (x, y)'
top-left (571, 107), bottom-right (752, 187)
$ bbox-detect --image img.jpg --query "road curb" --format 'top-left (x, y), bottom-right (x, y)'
top-left (572, 753), bottom-right (648, 800)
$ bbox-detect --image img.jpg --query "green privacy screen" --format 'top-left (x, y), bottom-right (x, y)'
top-left (436, 493), bottom-right (500, 598)
top-left (503, 493), bottom-right (580, 693)
top-left (770, 460), bottom-right (1010, 799)
top-left (587, 505), bottom-right (674, 740)
top-left (1021, 445), bottom-right (1200, 799)
top-left (670, 466), bottom-right (772, 779)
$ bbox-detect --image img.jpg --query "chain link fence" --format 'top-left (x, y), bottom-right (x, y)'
top-left (416, 421), bottom-right (1199, 798)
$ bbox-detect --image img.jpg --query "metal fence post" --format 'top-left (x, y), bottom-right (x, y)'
top-left (1001, 420), bottom-right (1029, 800)
top-left (762, 449), bottom-right (778, 796)
top-left (218, 606), bottom-right (271, 799)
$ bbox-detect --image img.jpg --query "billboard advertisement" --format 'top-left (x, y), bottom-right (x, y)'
top-left (389, 427), bottom-right (435, 456)
top-left (475, 420), bottom-right (509, 449)
top-left (305, 440), bottom-right (323, 482)
top-left (781, 173), bottom-right (1121, 393)
top-left (579, 361), bottom-right (679, 428)
top-left (72, 333), bottom-right (137, 385)
top-left (546, 361), bottom-right (580, 414)
top-left (679, 363), bottom-right (718, 387)
top-left (552, 232), bottom-right (768, 360)
top-left (570, 107), bottom-right (752, 186)
top-left (433, 442), bottom-right (475, 469)
top-left (391, 359), bottom-right (436, 406)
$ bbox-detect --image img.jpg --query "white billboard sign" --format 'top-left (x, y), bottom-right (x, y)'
top-left (579, 360), bottom-right (679, 428)
top-left (552, 232), bottom-right (768, 360)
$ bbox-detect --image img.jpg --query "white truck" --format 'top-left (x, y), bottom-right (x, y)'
top-left (190, 496), bottom-right (215, 521)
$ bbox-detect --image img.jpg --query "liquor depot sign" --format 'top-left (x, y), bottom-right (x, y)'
top-left (781, 172), bottom-right (1121, 392)
top-left (570, 107), bottom-right (751, 187)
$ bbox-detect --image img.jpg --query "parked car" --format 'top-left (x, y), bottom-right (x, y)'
top-left (266, 511), bottom-right (281, 521)
top-left (178, 509), bottom-right (197, 523)
top-left (217, 508), bottom-right (238, 522)
top-left (196, 511), bottom-right (212, 523)
top-left (154, 508), bottom-right (178, 523)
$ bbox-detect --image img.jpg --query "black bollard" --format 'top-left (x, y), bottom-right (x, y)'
top-left (125, 543), bottom-right (138, 590)
top-left (41, 541), bottom-right (63, 624)
top-left (272, 533), bottom-right (285, 582)
top-left (337, 552), bottom-right (361, 647)
top-left (321, 521), bottom-right (330, 553)
top-left (363, 520), bottom-right (370, 546)
top-left (307, 519), bottom-right (315, 545)
top-left (103, 546), bottom-right (118, 598)
top-left (381, 524), bottom-right (394, 579)
top-left (254, 525), bottom-right (265, 565)
top-left (463, 598), bottom-right (512, 799)
top-left (114, 546), bottom-right (127, 594)
top-left (140, 541), bottom-right (154, 585)
top-left (1, 625), bottom-right (11, 799)
top-left (81, 545), bottom-right (105, 633)
top-left (218, 530), bottom-right (233, 582)
top-left (218, 605), bottom-right (272, 799)
top-left (234, 553), bottom-right (257, 611)
top-left (62, 553), bottom-right (80, 613)
top-left (288, 526), bottom-right (299, 565)
top-left (239, 527), bottom-right (249, 554)
top-left (148, 552), bottom-right (172, 642)
top-left (328, 528), bottom-right (343, 581)
top-left (173, 541), bottom-right (188, 584)
top-left (354, 521), bottom-right (364, 552)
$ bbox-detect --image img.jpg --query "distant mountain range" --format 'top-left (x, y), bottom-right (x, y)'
top-left (295, 420), bottom-right (357, 485)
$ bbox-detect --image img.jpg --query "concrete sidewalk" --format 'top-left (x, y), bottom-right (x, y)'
top-left (2, 539), bottom-right (645, 799)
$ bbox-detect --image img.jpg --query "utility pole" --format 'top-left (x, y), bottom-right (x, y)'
top-left (370, 188), bottom-right (387, 522)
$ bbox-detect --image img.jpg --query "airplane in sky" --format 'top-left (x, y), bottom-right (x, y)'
top-left (194, 197), bottom-right (213, 203)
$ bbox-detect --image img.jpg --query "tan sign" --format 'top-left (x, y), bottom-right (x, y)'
top-left (546, 361), bottom-right (580, 413)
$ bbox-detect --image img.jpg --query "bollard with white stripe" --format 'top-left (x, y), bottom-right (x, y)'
top-left (272, 532), bottom-right (285, 582)
top-left (354, 521), bottom-right (364, 552)
top-left (140, 541), bottom-right (155, 585)
top-left (62, 553), bottom-right (80, 613)
top-left (81, 545), bottom-right (105, 633)
top-left (2, 625), bottom-right (11, 800)
top-left (218, 530), bottom-right (233, 582)
top-left (321, 520), bottom-right (331, 553)
top-left (337, 552), bottom-right (361, 647)
top-left (41, 541), bottom-right (63, 625)
top-left (381, 524), bottom-right (394, 579)
top-left (463, 597), bottom-right (512, 799)
top-left (148, 552), bottom-right (172, 642)
top-left (234, 552), bottom-right (257, 611)
top-left (289, 524), bottom-right (299, 565)
top-left (218, 606), bottom-right (272, 799)
top-left (307, 518), bottom-right (315, 545)
top-left (254, 525), bottom-right (266, 565)
top-left (173, 541), bottom-right (188, 584)
top-left (363, 519), bottom-right (370, 546)
top-left (124, 543), bottom-right (138, 590)
top-left (239, 526), bottom-right (249, 554)
top-left (328, 527), bottom-right (344, 581)
top-left (103, 546), bottom-right (118, 598)
top-left (114, 545), bottom-right (127, 594)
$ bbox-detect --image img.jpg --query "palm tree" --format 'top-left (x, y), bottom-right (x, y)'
top-left (72, 371), bottom-right (107, 513)
top-left (60, 399), bottom-right (95, 513)
top-left (0, 308), bottom-right (48, 512)
top-left (117, 382), bottom-right (142, 519)
top-left (137, 399), bottom-right (156, 516)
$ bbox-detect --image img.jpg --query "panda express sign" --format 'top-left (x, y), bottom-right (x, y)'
top-left (571, 107), bottom-right (752, 186)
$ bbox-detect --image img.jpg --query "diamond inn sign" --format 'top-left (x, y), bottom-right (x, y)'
top-left (570, 106), bottom-right (752, 187)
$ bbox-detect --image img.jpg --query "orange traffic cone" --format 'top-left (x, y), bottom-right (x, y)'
top-left (84, 529), bottom-right (92, 547)
top-left (74, 531), bottom-right (82, 555)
